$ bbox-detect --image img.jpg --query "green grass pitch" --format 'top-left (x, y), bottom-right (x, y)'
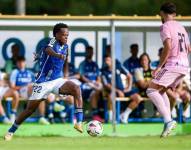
top-left (0, 123), bottom-right (191, 150)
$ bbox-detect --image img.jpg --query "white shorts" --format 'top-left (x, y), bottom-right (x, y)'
top-left (19, 86), bottom-right (30, 99)
top-left (0, 86), bottom-right (9, 100)
top-left (29, 78), bottom-right (67, 100)
top-left (152, 67), bottom-right (185, 89)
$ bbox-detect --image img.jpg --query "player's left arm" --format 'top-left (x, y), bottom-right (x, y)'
top-left (118, 62), bottom-right (132, 92)
top-left (152, 38), bottom-right (171, 77)
top-left (124, 73), bottom-right (133, 92)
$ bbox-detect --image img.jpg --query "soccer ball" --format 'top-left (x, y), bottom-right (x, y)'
top-left (86, 120), bottom-right (103, 137)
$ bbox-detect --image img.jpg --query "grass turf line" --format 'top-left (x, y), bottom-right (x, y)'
top-left (0, 136), bottom-right (191, 150)
top-left (0, 123), bottom-right (191, 137)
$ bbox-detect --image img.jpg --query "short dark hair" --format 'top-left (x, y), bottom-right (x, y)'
top-left (11, 44), bottom-right (19, 50)
top-left (130, 43), bottom-right (138, 50)
top-left (160, 2), bottom-right (176, 14)
top-left (86, 46), bottom-right (93, 51)
top-left (17, 56), bottom-right (26, 62)
top-left (53, 23), bottom-right (68, 37)
top-left (158, 47), bottom-right (163, 55)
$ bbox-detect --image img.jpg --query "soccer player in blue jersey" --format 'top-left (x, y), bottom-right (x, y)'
top-left (4, 23), bottom-right (83, 141)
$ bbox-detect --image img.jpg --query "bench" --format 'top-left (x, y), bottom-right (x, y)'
top-left (104, 97), bottom-right (186, 123)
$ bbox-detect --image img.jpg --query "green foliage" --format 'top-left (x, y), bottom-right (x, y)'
top-left (0, 0), bottom-right (191, 15)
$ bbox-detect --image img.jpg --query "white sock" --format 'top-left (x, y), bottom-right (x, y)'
top-left (161, 92), bottom-right (171, 115)
top-left (108, 110), bottom-right (113, 122)
top-left (147, 88), bottom-right (172, 123)
top-left (124, 107), bottom-right (132, 117)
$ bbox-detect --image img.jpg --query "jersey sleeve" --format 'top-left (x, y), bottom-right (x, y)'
top-left (117, 60), bottom-right (130, 75)
top-left (47, 37), bottom-right (56, 48)
top-left (101, 74), bottom-right (108, 86)
top-left (10, 69), bottom-right (18, 85)
top-left (95, 63), bottom-right (100, 77)
top-left (134, 68), bottom-right (144, 82)
top-left (160, 24), bottom-right (171, 43)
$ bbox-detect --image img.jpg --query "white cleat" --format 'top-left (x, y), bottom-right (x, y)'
top-left (2, 117), bottom-right (12, 124)
top-left (10, 114), bottom-right (16, 124)
top-left (54, 103), bottom-right (65, 112)
top-left (160, 120), bottom-right (177, 138)
top-left (120, 113), bottom-right (128, 124)
top-left (39, 117), bottom-right (50, 125)
top-left (4, 132), bottom-right (13, 141)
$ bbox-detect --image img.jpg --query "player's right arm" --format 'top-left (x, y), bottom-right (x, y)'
top-left (45, 38), bottom-right (64, 59)
top-left (10, 70), bottom-right (21, 90)
top-left (79, 62), bottom-right (92, 83)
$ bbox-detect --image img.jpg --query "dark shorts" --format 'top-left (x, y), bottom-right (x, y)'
top-left (124, 87), bottom-right (139, 97)
top-left (81, 89), bottom-right (93, 100)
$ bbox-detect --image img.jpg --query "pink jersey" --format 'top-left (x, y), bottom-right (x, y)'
top-left (160, 20), bottom-right (190, 74)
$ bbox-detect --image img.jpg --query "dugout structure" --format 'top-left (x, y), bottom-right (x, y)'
top-left (0, 15), bottom-right (191, 133)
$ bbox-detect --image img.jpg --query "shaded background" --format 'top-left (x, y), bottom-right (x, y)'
top-left (0, 0), bottom-right (191, 16)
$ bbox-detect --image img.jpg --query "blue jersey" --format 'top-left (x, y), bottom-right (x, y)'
top-left (10, 69), bottom-right (35, 86)
top-left (123, 57), bottom-right (140, 74)
top-left (151, 60), bottom-right (159, 70)
top-left (79, 60), bottom-right (100, 82)
top-left (102, 61), bottom-right (129, 91)
top-left (35, 38), bottom-right (68, 83)
top-left (69, 63), bottom-right (77, 76)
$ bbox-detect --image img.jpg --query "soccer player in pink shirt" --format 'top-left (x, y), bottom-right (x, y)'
top-left (146, 2), bottom-right (191, 137)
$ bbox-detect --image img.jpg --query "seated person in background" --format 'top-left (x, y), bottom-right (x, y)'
top-left (79, 46), bottom-right (102, 121)
top-left (102, 55), bottom-right (142, 123)
top-left (10, 56), bottom-right (52, 124)
top-left (0, 71), bottom-right (19, 124)
top-left (167, 76), bottom-right (191, 120)
top-left (123, 44), bottom-right (140, 74)
top-left (151, 47), bottom-right (163, 70)
top-left (4, 44), bottom-right (22, 74)
top-left (134, 53), bottom-right (154, 117)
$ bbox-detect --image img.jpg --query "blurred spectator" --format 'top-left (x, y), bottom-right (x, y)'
top-left (151, 47), bottom-right (163, 70)
top-left (134, 53), bottom-right (153, 117)
top-left (0, 71), bottom-right (19, 124)
top-left (103, 45), bottom-right (122, 70)
top-left (79, 46), bottom-right (103, 121)
top-left (9, 56), bottom-right (51, 124)
top-left (167, 78), bottom-right (191, 120)
top-left (4, 44), bottom-right (22, 74)
top-left (102, 55), bottom-right (142, 123)
top-left (123, 44), bottom-right (140, 74)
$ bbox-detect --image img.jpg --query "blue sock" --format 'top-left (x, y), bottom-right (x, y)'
top-left (1, 115), bottom-right (6, 120)
top-left (48, 102), bottom-right (54, 116)
top-left (8, 121), bottom-right (19, 133)
top-left (75, 108), bottom-right (83, 124)
top-left (11, 109), bottom-right (17, 115)
top-left (92, 108), bottom-right (98, 116)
